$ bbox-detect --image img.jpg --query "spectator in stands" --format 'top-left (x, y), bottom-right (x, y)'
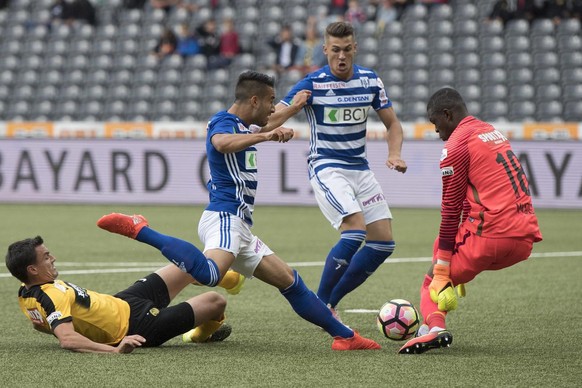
top-left (344, 0), bottom-right (367, 32)
top-left (511, 0), bottom-right (539, 23)
top-left (150, 0), bottom-right (181, 13)
top-left (49, 0), bottom-right (96, 28)
top-left (268, 24), bottom-right (302, 76)
top-left (196, 18), bottom-right (222, 67)
top-left (49, 0), bottom-right (74, 27)
top-left (487, 0), bottom-right (513, 25)
top-left (219, 18), bottom-right (241, 63)
top-left (419, 0), bottom-right (449, 9)
top-left (152, 27), bottom-right (178, 60)
top-left (570, 0), bottom-right (582, 20)
top-left (544, 0), bottom-right (570, 24)
top-left (176, 23), bottom-right (201, 57)
top-left (0, 0), bottom-right (9, 10)
top-left (375, 0), bottom-right (398, 36)
top-left (329, 0), bottom-right (349, 17)
top-left (73, 0), bottom-right (97, 26)
top-left (123, 0), bottom-right (146, 9)
top-left (297, 17), bottom-right (327, 75)
top-left (393, 0), bottom-right (414, 19)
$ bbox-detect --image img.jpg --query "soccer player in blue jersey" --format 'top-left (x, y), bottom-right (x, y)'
top-left (98, 70), bottom-right (381, 350)
top-left (274, 21), bottom-right (408, 321)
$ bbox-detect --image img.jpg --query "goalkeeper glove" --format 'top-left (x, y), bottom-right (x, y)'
top-left (456, 283), bottom-right (466, 298)
top-left (429, 262), bottom-right (458, 312)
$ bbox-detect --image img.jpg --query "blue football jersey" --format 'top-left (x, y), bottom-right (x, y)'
top-left (281, 65), bottom-right (392, 176)
top-left (205, 111), bottom-right (258, 226)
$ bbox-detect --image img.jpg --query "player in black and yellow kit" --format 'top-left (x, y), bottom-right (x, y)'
top-left (6, 234), bottom-right (239, 354)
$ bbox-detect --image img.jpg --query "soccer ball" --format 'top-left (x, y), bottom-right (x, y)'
top-left (376, 299), bottom-right (420, 341)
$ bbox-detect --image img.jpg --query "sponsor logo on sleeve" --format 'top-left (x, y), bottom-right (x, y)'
top-left (47, 311), bottom-right (62, 325)
top-left (440, 148), bottom-right (448, 161)
top-left (27, 308), bottom-right (44, 325)
top-left (441, 166), bottom-right (454, 176)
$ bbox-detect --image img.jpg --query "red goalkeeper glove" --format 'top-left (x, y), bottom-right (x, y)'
top-left (429, 261), bottom-right (458, 312)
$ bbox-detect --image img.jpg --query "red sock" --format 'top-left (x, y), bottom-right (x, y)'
top-left (420, 274), bottom-right (447, 330)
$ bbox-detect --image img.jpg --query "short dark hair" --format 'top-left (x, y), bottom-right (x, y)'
top-left (325, 21), bottom-right (355, 40)
top-left (234, 71), bottom-right (275, 102)
top-left (427, 87), bottom-right (467, 114)
top-left (5, 236), bottom-right (44, 283)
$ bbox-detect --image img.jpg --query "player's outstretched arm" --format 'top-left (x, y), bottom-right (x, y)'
top-left (377, 107), bottom-right (407, 173)
top-left (260, 90), bottom-right (311, 133)
top-left (211, 129), bottom-right (294, 154)
top-left (53, 322), bottom-right (145, 354)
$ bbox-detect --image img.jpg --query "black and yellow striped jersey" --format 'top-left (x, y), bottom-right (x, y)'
top-left (18, 280), bottom-right (131, 345)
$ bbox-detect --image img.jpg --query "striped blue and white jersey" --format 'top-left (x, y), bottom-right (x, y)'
top-left (205, 111), bottom-right (258, 226)
top-left (281, 65), bottom-right (392, 176)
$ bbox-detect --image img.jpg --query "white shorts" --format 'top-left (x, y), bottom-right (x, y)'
top-left (198, 210), bottom-right (274, 278)
top-left (310, 167), bottom-right (392, 230)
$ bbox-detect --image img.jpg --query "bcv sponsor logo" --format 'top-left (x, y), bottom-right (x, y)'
top-left (362, 193), bottom-right (385, 207)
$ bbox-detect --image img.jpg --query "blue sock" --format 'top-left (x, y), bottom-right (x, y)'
top-left (317, 230), bottom-right (366, 305)
top-left (136, 227), bottom-right (220, 287)
top-left (328, 240), bottom-right (395, 308)
top-left (281, 270), bottom-right (353, 338)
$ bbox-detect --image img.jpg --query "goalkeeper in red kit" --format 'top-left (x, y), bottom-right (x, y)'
top-left (399, 88), bottom-right (543, 354)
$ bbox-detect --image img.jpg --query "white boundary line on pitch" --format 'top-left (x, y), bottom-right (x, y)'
top-left (1, 251), bottom-right (580, 278)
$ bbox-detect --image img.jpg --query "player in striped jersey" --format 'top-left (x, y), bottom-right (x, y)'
top-left (399, 88), bottom-right (542, 354)
top-left (275, 21), bottom-right (408, 321)
top-left (98, 71), bottom-right (381, 350)
top-left (6, 235), bottom-right (232, 353)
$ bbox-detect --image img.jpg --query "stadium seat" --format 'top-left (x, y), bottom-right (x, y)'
top-left (509, 101), bottom-right (536, 121)
top-left (428, 3), bottom-right (452, 20)
top-left (430, 53), bottom-right (455, 69)
top-left (534, 52), bottom-right (559, 69)
top-left (563, 101), bottom-right (582, 121)
top-left (429, 68), bottom-right (455, 86)
top-left (532, 36), bottom-right (557, 53)
top-left (480, 20), bottom-right (503, 36)
top-left (403, 20), bottom-right (428, 37)
top-left (382, 37), bottom-right (403, 52)
top-left (454, 36), bottom-right (479, 53)
top-left (404, 53), bottom-right (428, 69)
top-left (534, 67), bottom-right (561, 85)
top-left (454, 19), bottom-right (478, 36)
top-left (456, 68), bottom-right (480, 84)
top-left (401, 3), bottom-right (427, 20)
top-left (536, 84), bottom-right (562, 102)
top-left (509, 84), bottom-right (535, 101)
top-left (483, 84), bottom-right (508, 100)
top-left (454, 3), bottom-right (477, 20)
top-left (505, 19), bottom-right (529, 35)
top-left (505, 35), bottom-right (530, 52)
top-left (536, 101), bottom-right (563, 122)
top-left (508, 68), bottom-right (533, 84)
top-left (481, 52), bottom-right (506, 69)
top-left (428, 19), bottom-right (453, 37)
top-left (507, 52), bottom-right (532, 68)
top-left (556, 18), bottom-right (580, 35)
top-left (561, 68), bottom-right (582, 84)
top-left (382, 21), bottom-right (402, 37)
top-left (557, 35), bottom-right (582, 53)
top-left (482, 101), bottom-right (508, 121)
top-left (480, 35), bottom-right (504, 53)
top-left (563, 84), bottom-right (582, 101)
top-left (429, 36), bottom-right (453, 53)
top-left (457, 84), bottom-right (481, 101)
top-left (531, 18), bottom-right (555, 36)
top-left (456, 52), bottom-right (480, 69)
